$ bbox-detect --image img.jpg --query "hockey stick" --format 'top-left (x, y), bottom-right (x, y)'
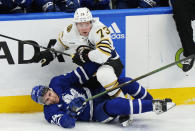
top-left (0, 34), bottom-right (72, 57)
top-left (84, 54), bottom-right (195, 104)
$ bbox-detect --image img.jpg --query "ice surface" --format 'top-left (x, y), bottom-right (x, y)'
top-left (0, 105), bottom-right (195, 131)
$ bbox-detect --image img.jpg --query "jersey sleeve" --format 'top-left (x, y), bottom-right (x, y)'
top-left (88, 21), bottom-right (115, 64)
top-left (54, 24), bottom-right (83, 54)
top-left (49, 62), bottom-right (100, 89)
top-left (53, 31), bottom-right (70, 53)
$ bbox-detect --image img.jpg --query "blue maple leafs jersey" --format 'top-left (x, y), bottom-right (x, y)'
top-left (43, 62), bottom-right (154, 128)
top-left (43, 62), bottom-right (107, 128)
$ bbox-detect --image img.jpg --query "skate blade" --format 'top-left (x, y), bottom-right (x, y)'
top-left (167, 102), bottom-right (176, 111)
top-left (157, 102), bottom-right (176, 115)
top-left (121, 117), bottom-right (133, 127)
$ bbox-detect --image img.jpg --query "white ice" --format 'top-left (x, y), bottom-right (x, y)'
top-left (0, 105), bottom-right (195, 131)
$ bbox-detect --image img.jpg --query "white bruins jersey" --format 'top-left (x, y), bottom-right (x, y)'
top-left (54, 19), bottom-right (119, 64)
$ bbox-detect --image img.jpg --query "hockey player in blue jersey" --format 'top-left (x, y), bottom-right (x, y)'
top-left (31, 61), bottom-right (176, 128)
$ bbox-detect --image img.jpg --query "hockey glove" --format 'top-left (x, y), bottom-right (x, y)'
top-left (139, 0), bottom-right (160, 8)
top-left (67, 97), bottom-right (86, 118)
top-left (72, 45), bottom-right (92, 66)
top-left (60, 114), bottom-right (76, 128)
top-left (32, 49), bottom-right (55, 67)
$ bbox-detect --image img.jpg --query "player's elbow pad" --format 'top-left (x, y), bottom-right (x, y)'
top-left (60, 115), bottom-right (76, 128)
top-left (88, 50), bottom-right (110, 64)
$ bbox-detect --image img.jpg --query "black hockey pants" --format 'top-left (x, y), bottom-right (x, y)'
top-left (172, 0), bottom-right (195, 57)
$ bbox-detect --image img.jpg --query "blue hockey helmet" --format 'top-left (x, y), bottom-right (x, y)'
top-left (31, 85), bottom-right (50, 105)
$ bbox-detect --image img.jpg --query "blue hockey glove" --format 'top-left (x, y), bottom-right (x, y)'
top-left (72, 45), bottom-right (92, 66)
top-left (60, 114), bottom-right (76, 128)
top-left (67, 97), bottom-right (86, 118)
top-left (139, 0), bottom-right (160, 8)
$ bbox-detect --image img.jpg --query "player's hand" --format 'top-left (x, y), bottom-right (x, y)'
top-left (32, 50), bottom-right (54, 67)
top-left (72, 45), bottom-right (91, 66)
top-left (139, 0), bottom-right (160, 8)
top-left (67, 97), bottom-right (86, 118)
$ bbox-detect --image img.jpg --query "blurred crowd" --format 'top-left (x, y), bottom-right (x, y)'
top-left (0, 0), bottom-right (173, 14)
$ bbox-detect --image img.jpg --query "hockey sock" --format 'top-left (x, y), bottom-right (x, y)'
top-left (118, 77), bottom-right (153, 100)
top-left (105, 97), bottom-right (153, 116)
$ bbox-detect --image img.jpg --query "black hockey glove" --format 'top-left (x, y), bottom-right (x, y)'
top-left (72, 45), bottom-right (92, 66)
top-left (32, 49), bottom-right (55, 67)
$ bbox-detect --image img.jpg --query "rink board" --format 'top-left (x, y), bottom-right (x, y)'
top-left (1, 87), bottom-right (195, 113)
top-left (0, 7), bottom-right (195, 113)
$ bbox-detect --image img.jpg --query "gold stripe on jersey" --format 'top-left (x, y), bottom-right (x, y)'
top-left (96, 44), bottom-right (112, 51)
top-left (58, 32), bottom-right (69, 50)
top-left (67, 24), bottom-right (73, 32)
top-left (104, 80), bottom-right (118, 89)
top-left (97, 46), bottom-right (112, 56)
top-left (61, 31), bottom-right (64, 38)
top-left (96, 39), bottom-right (112, 47)
top-left (104, 80), bottom-right (122, 98)
top-left (96, 39), bottom-right (112, 56)
top-left (97, 48), bottom-right (111, 56)
top-left (96, 39), bottom-right (112, 46)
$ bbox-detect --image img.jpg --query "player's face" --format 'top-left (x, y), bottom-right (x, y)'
top-left (76, 21), bottom-right (92, 36)
top-left (43, 90), bottom-right (59, 105)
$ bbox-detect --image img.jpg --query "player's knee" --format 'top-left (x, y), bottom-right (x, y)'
top-left (96, 65), bottom-right (117, 86)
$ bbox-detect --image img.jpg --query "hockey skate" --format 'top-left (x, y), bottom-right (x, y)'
top-left (152, 98), bottom-right (176, 115)
top-left (182, 58), bottom-right (195, 72)
top-left (119, 115), bottom-right (133, 127)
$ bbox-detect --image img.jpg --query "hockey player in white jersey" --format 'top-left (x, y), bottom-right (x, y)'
top-left (33, 7), bottom-right (131, 126)
top-left (33, 7), bottom-right (125, 101)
